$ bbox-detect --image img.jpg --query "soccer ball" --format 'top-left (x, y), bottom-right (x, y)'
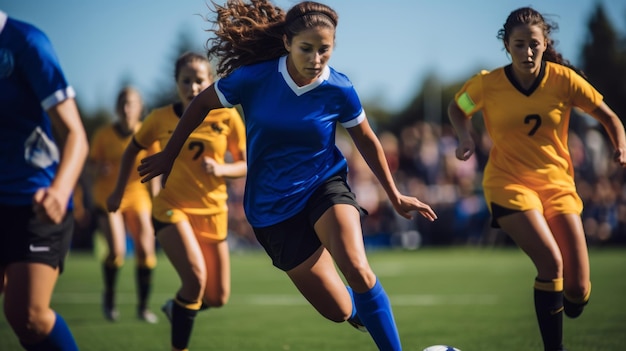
top-left (423, 346), bottom-right (462, 351)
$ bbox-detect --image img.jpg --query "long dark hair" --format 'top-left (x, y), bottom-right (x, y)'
top-left (498, 7), bottom-right (586, 78)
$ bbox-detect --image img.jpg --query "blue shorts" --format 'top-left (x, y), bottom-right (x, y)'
top-left (0, 204), bottom-right (74, 272)
top-left (253, 173), bottom-right (366, 271)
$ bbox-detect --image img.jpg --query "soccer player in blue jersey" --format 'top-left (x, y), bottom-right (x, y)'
top-left (0, 11), bottom-right (87, 351)
top-left (138, 1), bottom-right (437, 350)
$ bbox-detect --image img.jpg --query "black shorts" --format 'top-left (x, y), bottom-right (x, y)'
top-left (0, 204), bottom-right (74, 272)
top-left (490, 202), bottom-right (522, 228)
top-left (253, 173), bottom-right (366, 271)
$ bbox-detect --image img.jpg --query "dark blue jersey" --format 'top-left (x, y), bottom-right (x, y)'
top-left (0, 12), bottom-right (75, 205)
top-left (215, 56), bottom-right (365, 226)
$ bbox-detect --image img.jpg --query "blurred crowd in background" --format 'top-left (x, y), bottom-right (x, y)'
top-left (70, 111), bottom-right (626, 253)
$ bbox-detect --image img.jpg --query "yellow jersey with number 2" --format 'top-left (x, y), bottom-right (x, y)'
top-left (454, 61), bottom-right (603, 215)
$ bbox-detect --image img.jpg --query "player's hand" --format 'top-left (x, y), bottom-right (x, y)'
top-left (392, 194), bottom-right (437, 222)
top-left (32, 187), bottom-right (68, 224)
top-left (138, 151), bottom-right (175, 188)
top-left (614, 148), bottom-right (626, 167)
top-left (106, 190), bottom-right (122, 213)
top-left (202, 156), bottom-right (222, 177)
top-left (455, 138), bottom-right (475, 161)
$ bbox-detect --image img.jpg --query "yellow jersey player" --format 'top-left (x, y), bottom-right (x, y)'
top-left (107, 52), bottom-right (246, 351)
top-left (90, 86), bottom-right (159, 323)
top-left (448, 7), bottom-right (626, 351)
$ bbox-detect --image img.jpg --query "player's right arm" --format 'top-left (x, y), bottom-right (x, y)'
top-left (107, 139), bottom-right (143, 212)
top-left (138, 84), bottom-right (224, 186)
top-left (447, 100), bottom-right (475, 162)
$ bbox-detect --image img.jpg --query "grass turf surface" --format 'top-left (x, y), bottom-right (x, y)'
top-left (1, 247), bottom-right (625, 350)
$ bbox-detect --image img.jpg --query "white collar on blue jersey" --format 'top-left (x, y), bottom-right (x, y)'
top-left (0, 11), bottom-right (7, 34)
top-left (278, 55), bottom-right (330, 96)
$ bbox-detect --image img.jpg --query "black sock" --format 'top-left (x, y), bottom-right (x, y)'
top-left (136, 266), bottom-right (153, 311)
top-left (171, 295), bottom-right (200, 350)
top-left (534, 278), bottom-right (564, 351)
top-left (103, 262), bottom-right (119, 307)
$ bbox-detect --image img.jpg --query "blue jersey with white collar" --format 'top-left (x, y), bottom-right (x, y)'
top-left (215, 56), bottom-right (365, 226)
top-left (0, 12), bottom-right (75, 205)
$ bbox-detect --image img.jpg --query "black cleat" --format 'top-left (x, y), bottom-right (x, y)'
top-left (347, 315), bottom-right (368, 333)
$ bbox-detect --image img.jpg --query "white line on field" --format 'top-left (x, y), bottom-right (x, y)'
top-left (52, 293), bottom-right (498, 306)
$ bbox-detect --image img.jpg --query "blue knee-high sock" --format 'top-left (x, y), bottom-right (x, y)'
top-left (352, 279), bottom-right (402, 351)
top-left (20, 312), bottom-right (78, 351)
top-left (346, 286), bottom-right (358, 319)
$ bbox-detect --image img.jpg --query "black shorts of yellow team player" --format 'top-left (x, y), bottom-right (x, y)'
top-left (253, 172), bottom-right (367, 272)
top-left (0, 204), bottom-right (74, 272)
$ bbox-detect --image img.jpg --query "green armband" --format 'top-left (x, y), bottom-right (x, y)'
top-left (457, 92), bottom-right (475, 115)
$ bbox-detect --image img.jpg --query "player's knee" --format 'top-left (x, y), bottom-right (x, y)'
top-left (137, 255), bottom-right (157, 269)
top-left (104, 255), bottom-right (124, 268)
top-left (182, 271), bottom-right (207, 296)
top-left (203, 293), bottom-right (229, 308)
top-left (341, 265), bottom-right (375, 292)
top-left (5, 306), bottom-right (51, 340)
top-left (565, 281), bottom-right (591, 302)
top-left (323, 308), bottom-right (351, 323)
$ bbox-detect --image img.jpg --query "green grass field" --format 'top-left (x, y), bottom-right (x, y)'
top-left (1, 247), bottom-right (625, 350)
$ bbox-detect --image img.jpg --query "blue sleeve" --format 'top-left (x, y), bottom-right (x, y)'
top-left (215, 67), bottom-right (247, 107)
top-left (338, 85), bottom-right (365, 128)
top-left (19, 23), bottom-right (72, 110)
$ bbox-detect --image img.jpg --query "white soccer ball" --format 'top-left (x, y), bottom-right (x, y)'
top-left (423, 346), bottom-right (462, 351)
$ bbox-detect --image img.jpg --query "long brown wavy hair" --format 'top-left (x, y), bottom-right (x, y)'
top-left (205, 0), bottom-right (338, 76)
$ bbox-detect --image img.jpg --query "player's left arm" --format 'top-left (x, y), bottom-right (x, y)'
top-left (589, 102), bottom-right (626, 167)
top-left (347, 118), bottom-right (437, 221)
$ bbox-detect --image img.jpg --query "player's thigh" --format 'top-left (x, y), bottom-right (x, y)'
top-left (199, 239), bottom-right (230, 306)
top-left (498, 209), bottom-right (563, 278)
top-left (314, 204), bottom-right (374, 291)
top-left (4, 262), bottom-right (58, 320)
top-left (101, 210), bottom-right (127, 256)
top-left (157, 221), bottom-right (206, 291)
top-left (287, 246), bottom-right (352, 322)
top-left (548, 213), bottom-right (590, 292)
top-left (123, 210), bottom-right (155, 256)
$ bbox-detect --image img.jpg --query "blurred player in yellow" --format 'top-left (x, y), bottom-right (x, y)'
top-left (90, 87), bottom-right (159, 323)
top-left (448, 7), bottom-right (626, 351)
top-left (107, 52), bottom-right (247, 351)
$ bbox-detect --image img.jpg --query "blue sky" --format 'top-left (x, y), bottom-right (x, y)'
top-left (3, 0), bottom-right (625, 114)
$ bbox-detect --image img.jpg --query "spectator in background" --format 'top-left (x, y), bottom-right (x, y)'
top-left (0, 11), bottom-right (86, 350)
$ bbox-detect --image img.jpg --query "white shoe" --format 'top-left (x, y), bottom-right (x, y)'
top-left (138, 309), bottom-right (159, 324)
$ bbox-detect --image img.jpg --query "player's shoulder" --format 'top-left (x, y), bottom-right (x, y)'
top-left (207, 106), bottom-right (241, 121)
top-left (544, 61), bottom-right (579, 79)
top-left (4, 15), bottom-right (50, 48)
top-left (147, 104), bottom-right (176, 119)
top-left (326, 66), bottom-right (353, 89)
